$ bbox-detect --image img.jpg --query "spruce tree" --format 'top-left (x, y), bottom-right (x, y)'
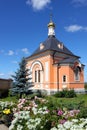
top-left (11, 57), bottom-right (33, 98)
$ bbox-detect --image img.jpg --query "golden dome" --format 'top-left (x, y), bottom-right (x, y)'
top-left (48, 21), bottom-right (55, 28)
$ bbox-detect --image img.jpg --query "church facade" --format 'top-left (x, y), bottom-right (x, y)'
top-left (26, 19), bottom-right (85, 94)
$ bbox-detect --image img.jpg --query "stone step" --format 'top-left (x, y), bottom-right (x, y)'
top-left (0, 124), bottom-right (9, 130)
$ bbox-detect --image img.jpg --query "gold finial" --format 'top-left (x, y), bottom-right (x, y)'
top-left (48, 14), bottom-right (55, 28)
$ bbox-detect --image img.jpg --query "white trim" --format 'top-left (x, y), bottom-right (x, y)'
top-left (57, 82), bottom-right (84, 84)
top-left (48, 26), bottom-right (55, 36)
top-left (45, 85), bottom-right (49, 88)
top-left (33, 82), bottom-right (84, 84)
top-left (31, 61), bottom-right (43, 71)
top-left (74, 71), bottom-right (80, 81)
top-left (45, 62), bottom-right (49, 81)
top-left (74, 88), bottom-right (85, 92)
top-left (62, 75), bottom-right (67, 83)
top-left (62, 84), bottom-right (67, 89)
top-left (32, 87), bottom-right (85, 91)
top-left (30, 61), bottom-right (43, 84)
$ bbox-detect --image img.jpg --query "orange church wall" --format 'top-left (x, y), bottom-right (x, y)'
top-left (58, 65), bottom-right (69, 90)
top-left (26, 54), bottom-right (84, 93)
top-left (69, 67), bottom-right (84, 90)
top-left (58, 65), bottom-right (84, 91)
top-left (27, 54), bottom-right (60, 91)
top-left (46, 56), bottom-right (59, 91)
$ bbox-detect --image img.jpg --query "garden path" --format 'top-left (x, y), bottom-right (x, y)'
top-left (0, 124), bottom-right (9, 130)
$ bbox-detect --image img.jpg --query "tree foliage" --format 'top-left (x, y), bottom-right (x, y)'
top-left (85, 83), bottom-right (87, 90)
top-left (10, 57), bottom-right (33, 98)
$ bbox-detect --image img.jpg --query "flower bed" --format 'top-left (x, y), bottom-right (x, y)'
top-left (0, 97), bottom-right (87, 130)
top-left (0, 101), bottom-right (14, 127)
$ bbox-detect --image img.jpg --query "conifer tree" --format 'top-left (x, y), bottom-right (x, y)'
top-left (11, 57), bottom-right (33, 98)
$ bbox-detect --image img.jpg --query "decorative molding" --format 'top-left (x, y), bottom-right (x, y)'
top-left (40, 43), bottom-right (44, 50)
top-left (62, 75), bottom-right (67, 83)
top-left (31, 60), bottom-right (43, 71)
top-left (74, 88), bottom-right (85, 92)
top-left (48, 26), bottom-right (55, 36)
top-left (45, 85), bottom-right (48, 88)
top-left (45, 62), bottom-right (49, 81)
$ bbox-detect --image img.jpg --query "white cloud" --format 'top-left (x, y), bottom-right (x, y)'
top-left (21, 48), bottom-right (29, 54)
top-left (8, 71), bottom-right (14, 78)
top-left (0, 73), bottom-right (5, 76)
top-left (64, 25), bottom-right (87, 32)
top-left (1, 48), bottom-right (30, 56)
top-left (12, 61), bottom-right (18, 64)
top-left (8, 50), bottom-right (14, 56)
top-left (26, 0), bottom-right (51, 10)
top-left (72, 0), bottom-right (87, 6)
top-left (0, 71), bottom-right (14, 79)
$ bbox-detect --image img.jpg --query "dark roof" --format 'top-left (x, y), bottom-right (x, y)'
top-left (59, 57), bottom-right (79, 64)
top-left (28, 36), bottom-right (79, 58)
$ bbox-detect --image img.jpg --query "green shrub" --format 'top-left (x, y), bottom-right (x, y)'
top-left (54, 89), bottom-right (76, 98)
top-left (54, 91), bottom-right (63, 97)
top-left (65, 90), bottom-right (77, 98)
top-left (61, 100), bottom-right (85, 110)
top-left (77, 100), bottom-right (85, 109)
top-left (43, 120), bottom-right (51, 130)
top-left (77, 107), bottom-right (87, 118)
top-left (35, 90), bottom-right (47, 98)
top-left (85, 83), bottom-right (87, 90)
top-left (54, 90), bottom-right (66, 98)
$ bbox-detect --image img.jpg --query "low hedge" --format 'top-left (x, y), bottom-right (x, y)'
top-left (54, 89), bottom-right (77, 98)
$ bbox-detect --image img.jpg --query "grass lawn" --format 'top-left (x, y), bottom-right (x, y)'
top-left (0, 96), bottom-right (18, 103)
top-left (45, 94), bottom-right (87, 110)
top-left (57, 94), bottom-right (87, 105)
top-left (0, 94), bottom-right (87, 108)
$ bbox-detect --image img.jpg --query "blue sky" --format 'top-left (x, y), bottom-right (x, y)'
top-left (0, 0), bottom-right (87, 81)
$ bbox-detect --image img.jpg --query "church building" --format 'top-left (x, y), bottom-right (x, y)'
top-left (26, 18), bottom-right (85, 94)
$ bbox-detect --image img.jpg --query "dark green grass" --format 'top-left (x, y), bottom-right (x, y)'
top-left (0, 94), bottom-right (87, 108)
top-left (46, 94), bottom-right (87, 110)
top-left (0, 96), bottom-right (18, 103)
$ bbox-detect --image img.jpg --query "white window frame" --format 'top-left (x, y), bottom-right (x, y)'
top-left (34, 70), bottom-right (40, 83)
top-left (62, 75), bottom-right (67, 83)
top-left (74, 67), bottom-right (80, 81)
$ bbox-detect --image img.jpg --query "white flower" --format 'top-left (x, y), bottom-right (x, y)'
top-left (70, 124), bottom-right (82, 130)
top-left (43, 106), bottom-right (47, 110)
top-left (11, 117), bottom-right (18, 125)
top-left (50, 127), bottom-right (58, 130)
top-left (17, 124), bottom-right (23, 130)
top-left (32, 107), bottom-right (37, 115)
top-left (72, 119), bottom-right (79, 123)
top-left (57, 124), bottom-right (65, 129)
top-left (63, 121), bottom-right (73, 129)
top-left (9, 124), bottom-right (15, 130)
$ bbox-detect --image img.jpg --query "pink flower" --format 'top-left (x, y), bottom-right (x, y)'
top-left (69, 109), bottom-right (80, 117)
top-left (69, 110), bottom-right (75, 117)
top-left (57, 110), bottom-right (63, 116)
top-left (24, 106), bottom-right (31, 110)
top-left (34, 96), bottom-right (38, 100)
top-left (59, 119), bottom-right (66, 124)
top-left (46, 109), bottom-right (50, 113)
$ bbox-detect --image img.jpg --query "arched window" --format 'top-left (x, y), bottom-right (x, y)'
top-left (38, 70), bottom-right (40, 82)
top-left (30, 61), bottom-right (43, 83)
top-left (74, 67), bottom-right (80, 81)
top-left (63, 75), bottom-right (67, 82)
top-left (35, 71), bottom-right (37, 82)
top-left (35, 70), bottom-right (40, 83)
